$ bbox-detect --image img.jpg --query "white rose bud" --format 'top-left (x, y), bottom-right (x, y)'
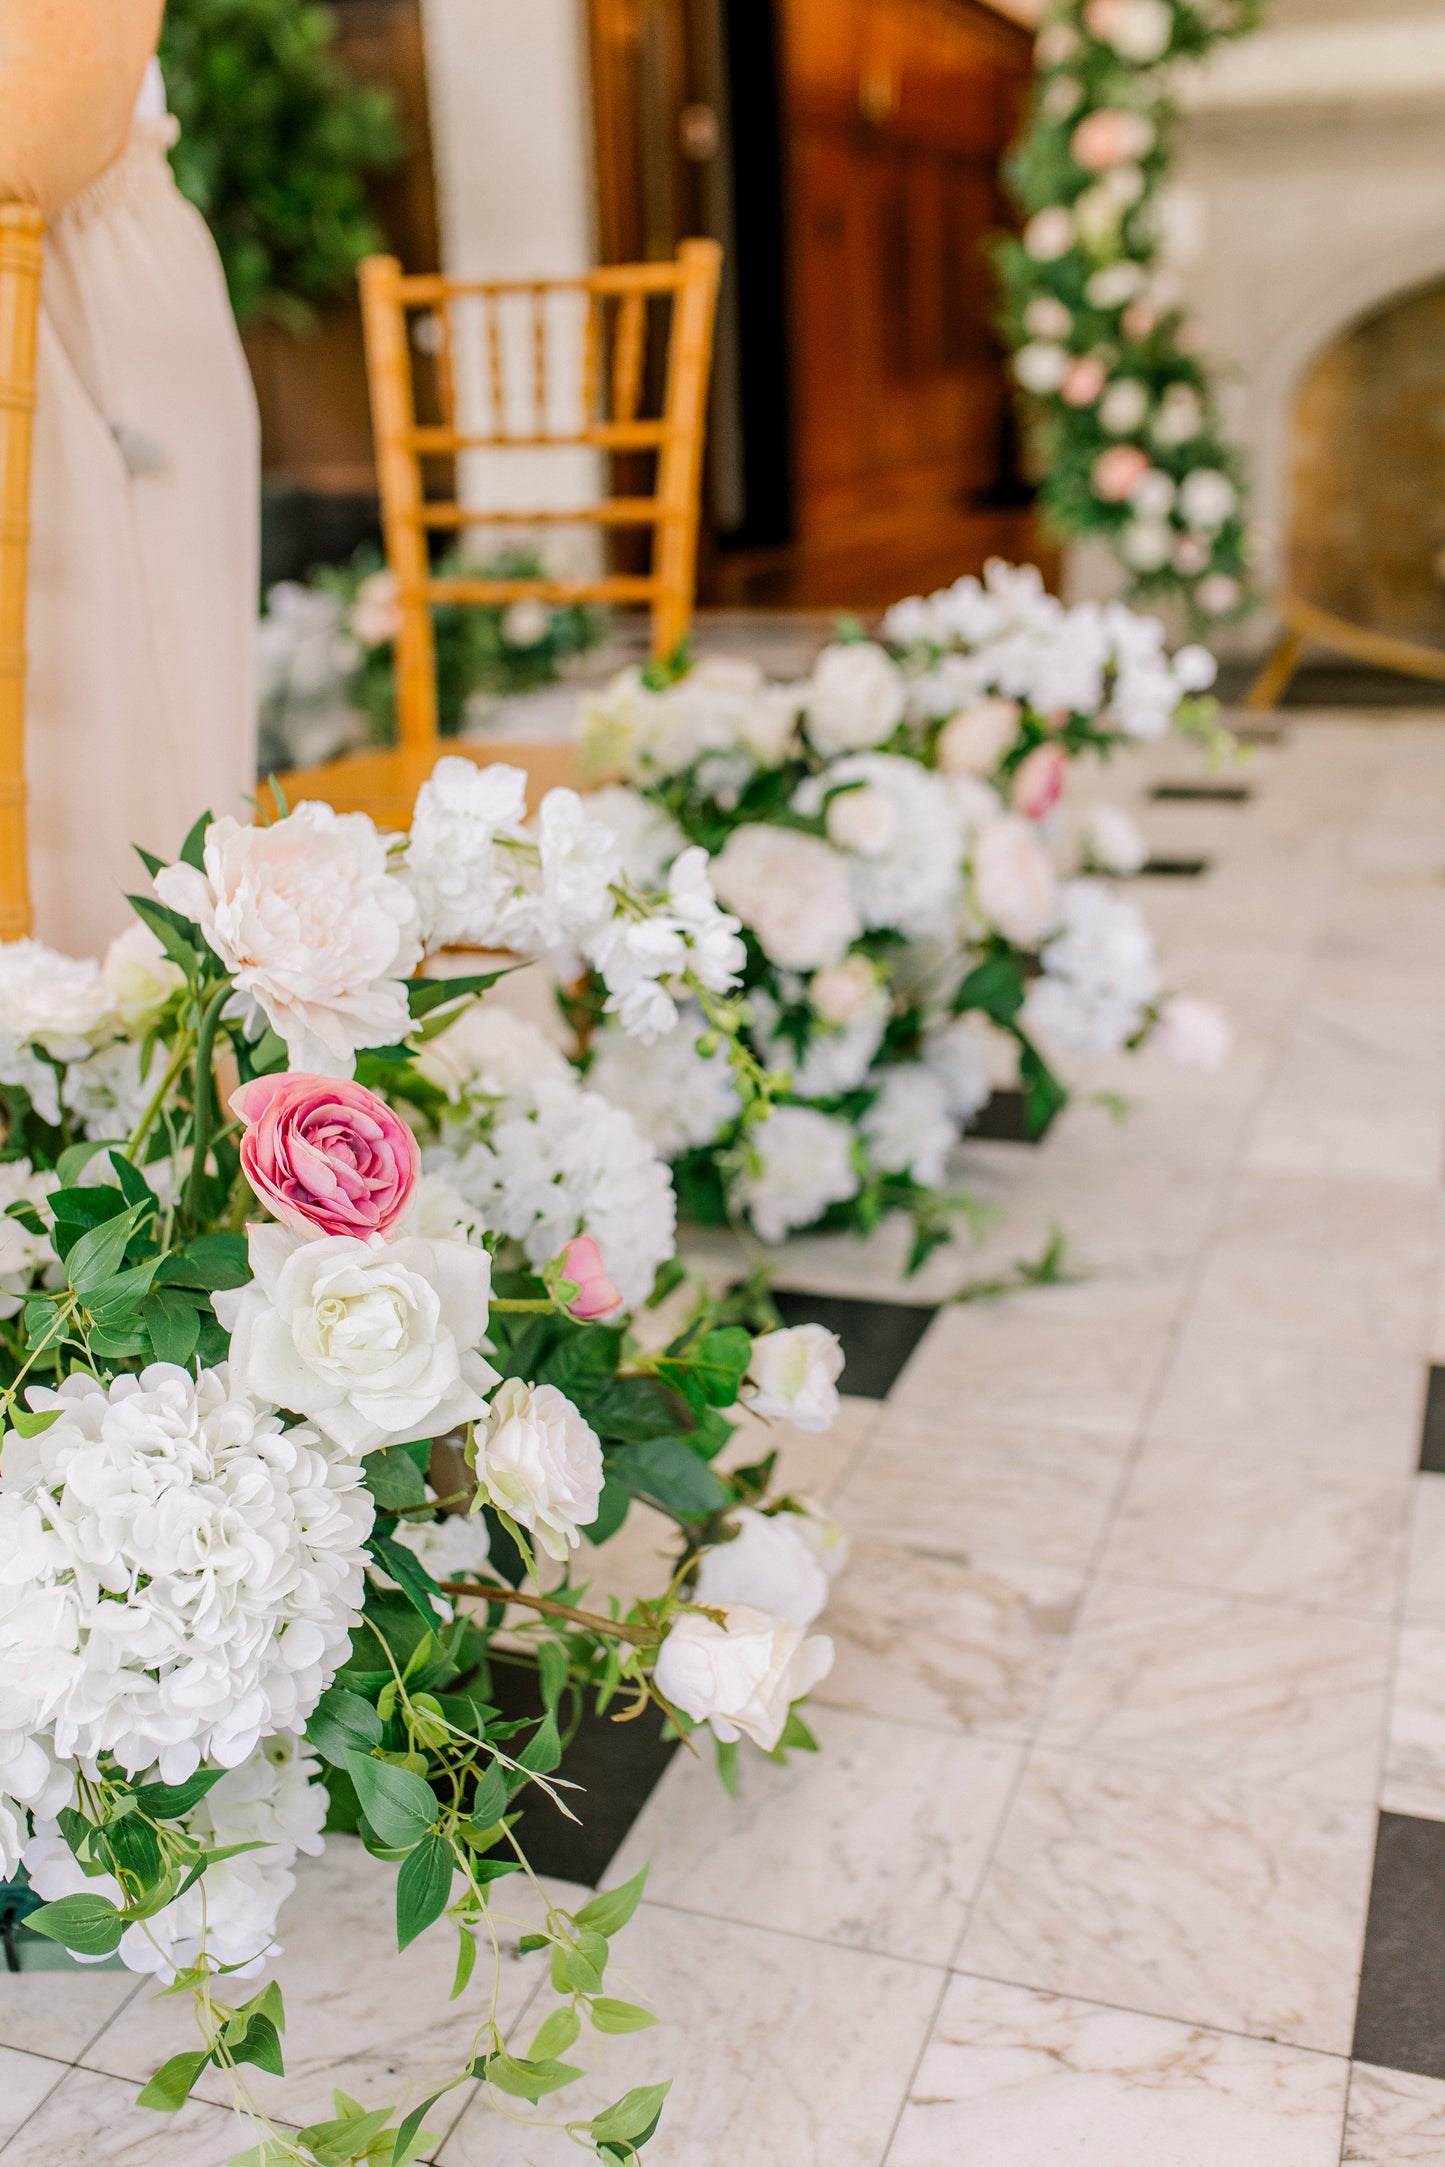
top-left (693, 1509), bottom-right (832, 1628)
top-left (744, 1323), bottom-right (844, 1432)
top-left (654, 1603), bottom-right (834, 1751)
top-left (936, 699), bottom-right (1021, 778)
top-left (216, 1224), bottom-right (498, 1458)
top-left (475, 1378), bottom-right (604, 1561)
top-left (810, 954), bottom-right (879, 1027)
top-left (101, 924), bottom-right (184, 1034)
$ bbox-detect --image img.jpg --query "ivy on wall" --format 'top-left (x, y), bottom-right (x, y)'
top-left (159, 0), bottom-right (404, 332)
top-left (997, 0), bottom-right (1264, 620)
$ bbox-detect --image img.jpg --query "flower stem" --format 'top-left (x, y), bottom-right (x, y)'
top-left (439, 1579), bottom-right (664, 1645)
top-left (181, 980), bottom-right (234, 1229)
top-left (487, 1297), bottom-right (557, 1313)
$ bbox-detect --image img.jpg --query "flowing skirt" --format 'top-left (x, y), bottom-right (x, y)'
top-left (25, 120), bottom-right (258, 956)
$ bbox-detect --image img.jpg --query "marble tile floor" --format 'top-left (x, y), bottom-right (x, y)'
top-left (8, 717), bottom-right (1445, 2160)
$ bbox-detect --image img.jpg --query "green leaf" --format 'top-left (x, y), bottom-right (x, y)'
top-left (367, 1527), bottom-right (446, 1628)
top-left (178, 809), bottom-right (212, 872)
top-left (144, 1287), bottom-right (203, 1368)
top-left (956, 951), bottom-right (1026, 1023)
top-left (225, 2010), bottom-right (285, 2077)
top-left (55, 1138), bottom-right (120, 1187)
top-left (575, 1867), bottom-right (648, 1940)
top-left (537, 1639), bottom-right (569, 1715)
top-left (343, 1751), bottom-right (438, 1850)
top-left (124, 893), bottom-right (202, 983)
top-left (136, 2048), bottom-right (212, 2112)
top-left (362, 1445), bottom-right (429, 1511)
top-left (405, 971), bottom-right (509, 1021)
top-left (295, 2106), bottom-right (396, 2165)
top-left (537, 1324), bottom-right (623, 1402)
top-left (583, 1475), bottom-right (632, 1546)
top-left (589, 2081), bottom-right (672, 2147)
top-left (107, 1150), bottom-right (160, 1213)
top-left (515, 1711), bottom-right (562, 1779)
top-left (552, 1927), bottom-right (608, 1995)
top-left (306, 1687), bottom-right (384, 1769)
top-left (450, 1922), bottom-right (477, 2001)
top-left (481, 2050), bottom-right (584, 2102)
top-left (467, 1760), bottom-right (507, 1829)
top-left (606, 1436), bottom-right (728, 1520)
top-left (687, 1326), bottom-right (753, 1406)
top-left (5, 1403), bottom-right (61, 1439)
top-left (390, 2092), bottom-right (446, 2166)
top-left (23, 1892), bottom-right (125, 1954)
top-left (164, 1232), bottom-right (251, 1291)
top-left (529, 2005), bottom-right (581, 2059)
top-left (589, 1376), bottom-right (691, 1445)
top-left (589, 1998), bottom-right (658, 2034)
top-left (396, 1832), bottom-right (454, 1951)
top-left (65, 1202), bottom-right (148, 1294)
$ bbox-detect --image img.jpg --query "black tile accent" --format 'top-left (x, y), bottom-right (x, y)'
top-left (1140, 856), bottom-right (1210, 879)
top-left (1419, 1367), bottom-right (1445, 1474)
top-left (967, 1087), bottom-right (1057, 1145)
top-left (489, 1660), bottom-right (679, 1888)
top-left (770, 1289), bottom-right (938, 1400)
top-left (1354, 1812), bottom-right (1445, 2077)
top-left (1150, 781), bottom-right (1252, 803)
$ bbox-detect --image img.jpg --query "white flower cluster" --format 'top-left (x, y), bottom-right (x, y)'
top-left (0, 1366), bottom-right (372, 1790)
top-left (0, 926), bottom-right (182, 1127)
top-left (585, 1005), bottom-right (741, 1160)
top-left (1022, 878), bottom-right (1161, 1056)
top-left (0, 1157), bottom-right (58, 1319)
top-left (885, 558), bottom-right (1216, 741)
top-left (420, 1005), bottom-right (677, 1307)
top-left (734, 1104), bottom-right (860, 1244)
top-left (24, 1731), bottom-right (326, 1979)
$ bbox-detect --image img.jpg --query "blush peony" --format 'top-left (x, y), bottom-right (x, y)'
top-left (972, 815), bottom-right (1061, 946)
top-left (233, 1073), bottom-right (421, 1241)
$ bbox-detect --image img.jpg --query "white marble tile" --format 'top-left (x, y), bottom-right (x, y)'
top-left (886, 1974), bottom-right (1350, 2167)
top-left (1190, 1173), bottom-right (1442, 1354)
top-left (716, 1391), bottom-right (880, 1499)
top-left (818, 1537), bottom-right (1082, 1739)
top-left (90, 1838), bottom-right (561, 2124)
top-left (886, 1285), bottom-right (1180, 1434)
top-left (0, 2046), bottom-right (67, 2145)
top-left (437, 1902), bottom-right (945, 2165)
top-left (1, 2065), bottom-right (249, 2166)
top-left (832, 1408), bottom-right (1131, 1571)
top-left (606, 1703), bottom-right (1020, 1964)
top-left (1382, 1625), bottom-right (1445, 1821)
top-left (1147, 1323), bottom-right (1427, 1474)
top-left (1039, 1578), bottom-right (1393, 1803)
top-left (1343, 2063), bottom-right (1445, 2163)
top-left (1404, 1476), bottom-right (1445, 1625)
top-left (1246, 1090), bottom-right (1445, 1188)
top-left (0, 1970), bottom-right (139, 2061)
top-left (959, 1748), bottom-right (1376, 2052)
top-left (1099, 1445), bottom-right (1410, 1614)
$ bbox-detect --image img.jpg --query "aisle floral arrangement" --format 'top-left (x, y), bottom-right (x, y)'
top-left (258, 548), bottom-right (604, 770)
top-left (0, 769), bottom-right (845, 2165)
top-left (576, 559), bottom-right (1229, 1267)
top-left (998, 0), bottom-right (1262, 619)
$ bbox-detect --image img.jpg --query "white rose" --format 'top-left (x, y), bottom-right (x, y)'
top-left (935, 699), bottom-right (1021, 778)
top-left (155, 805), bottom-right (421, 1076)
top-left (744, 1323), bottom-right (843, 1432)
top-left (349, 569), bottom-right (401, 648)
top-left (501, 598), bottom-right (553, 649)
top-left (710, 825), bottom-right (861, 973)
top-left (693, 1508), bottom-right (832, 1627)
top-left (1098, 378), bottom-right (1150, 435)
top-left (654, 1603), bottom-right (834, 1751)
top-left (972, 816), bottom-right (1061, 947)
top-left (0, 939), bottom-right (114, 1058)
top-left (1153, 383), bottom-right (1204, 446)
top-left (1152, 992), bottom-right (1231, 1071)
top-left (740, 686), bottom-right (805, 768)
top-left (1023, 295), bottom-right (1073, 341)
top-left (1085, 263), bottom-right (1145, 310)
top-left (102, 924), bottom-right (184, 1033)
top-left (804, 643), bottom-right (907, 757)
top-left (216, 1224), bottom-right (498, 1458)
top-left (1180, 468), bottom-right (1237, 531)
top-left (1121, 521), bottom-right (1174, 573)
top-left (1130, 470), bottom-right (1176, 521)
top-left (1023, 207), bottom-right (1074, 261)
top-left (475, 1377), bottom-right (603, 1561)
top-left (1084, 804), bottom-right (1148, 875)
top-left (810, 954), bottom-right (879, 1027)
top-left (825, 783), bottom-right (897, 857)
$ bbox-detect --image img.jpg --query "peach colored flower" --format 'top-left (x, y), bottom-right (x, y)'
top-left (1092, 444), bottom-right (1152, 503)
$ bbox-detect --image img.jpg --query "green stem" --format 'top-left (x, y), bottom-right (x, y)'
top-left (438, 1579), bottom-right (664, 1645)
top-left (487, 1297), bottom-right (557, 1313)
top-left (181, 980), bottom-right (234, 1230)
top-left (125, 1029), bottom-right (194, 1164)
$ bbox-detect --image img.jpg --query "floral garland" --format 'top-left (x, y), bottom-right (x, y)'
top-left (998, 0), bottom-right (1262, 620)
top-left (574, 561), bottom-right (1229, 1271)
top-left (0, 775), bottom-right (845, 2163)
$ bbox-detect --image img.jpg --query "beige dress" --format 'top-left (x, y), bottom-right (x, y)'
top-left (26, 71), bottom-right (258, 955)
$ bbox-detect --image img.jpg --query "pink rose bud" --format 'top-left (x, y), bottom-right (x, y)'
top-left (232, 1073), bottom-right (421, 1241)
top-left (1011, 742), bottom-right (1069, 821)
top-left (1071, 107), bottom-right (1154, 172)
top-left (1061, 355), bottom-right (1107, 408)
top-left (1092, 443), bottom-right (1152, 503)
top-left (1121, 298), bottom-right (1160, 342)
top-left (561, 1235), bottom-right (624, 1320)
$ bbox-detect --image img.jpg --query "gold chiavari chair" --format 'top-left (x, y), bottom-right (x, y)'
top-left (269, 238), bottom-right (722, 827)
top-left (0, 205), bottom-right (44, 940)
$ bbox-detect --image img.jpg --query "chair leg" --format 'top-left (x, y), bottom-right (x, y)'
top-left (1242, 627), bottom-right (1306, 712)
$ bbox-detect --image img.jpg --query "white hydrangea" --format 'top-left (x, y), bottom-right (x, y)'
top-left (417, 1001), bottom-right (573, 1110)
top-left (0, 1730), bottom-right (71, 1878)
top-left (586, 1008), bottom-right (741, 1158)
top-left (24, 1731), bottom-right (326, 1979)
top-left (733, 1104), bottom-right (860, 1243)
top-left (921, 1016), bottom-right (995, 1123)
top-left (584, 846), bottom-right (745, 1042)
top-left (750, 986), bottom-right (887, 1098)
top-left (804, 755), bottom-right (964, 939)
top-left (155, 805), bottom-right (422, 1077)
top-left (583, 785), bottom-right (689, 888)
top-left (580, 656), bottom-right (769, 784)
top-left (0, 1157), bottom-right (58, 1319)
top-left (804, 643), bottom-right (907, 757)
top-left (860, 1066), bottom-right (957, 1187)
top-left (0, 1367), bottom-right (372, 1785)
top-left (59, 1038), bottom-right (162, 1143)
top-left (1021, 879), bottom-right (1161, 1057)
top-left (0, 939), bottom-right (115, 1059)
top-left (429, 1076), bottom-right (676, 1308)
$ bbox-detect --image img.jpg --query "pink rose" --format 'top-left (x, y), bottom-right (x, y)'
top-left (560, 1235), bottom-right (624, 1320)
top-left (1062, 356), bottom-right (1107, 408)
top-left (1011, 743), bottom-right (1069, 821)
top-left (1121, 298), bottom-right (1161, 342)
top-left (1092, 444), bottom-right (1152, 503)
top-left (232, 1073), bottom-right (420, 1241)
top-left (1071, 108), bottom-right (1155, 172)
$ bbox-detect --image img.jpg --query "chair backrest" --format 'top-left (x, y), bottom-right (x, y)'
top-left (355, 237), bottom-right (722, 787)
top-left (0, 204), bottom-right (43, 943)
